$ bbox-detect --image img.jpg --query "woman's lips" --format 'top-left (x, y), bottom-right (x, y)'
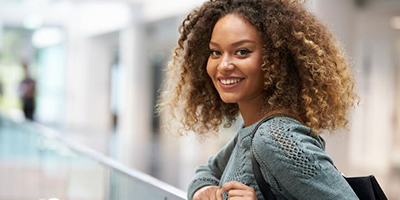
top-left (217, 78), bottom-right (244, 90)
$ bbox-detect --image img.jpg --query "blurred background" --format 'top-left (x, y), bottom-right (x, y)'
top-left (0, 0), bottom-right (399, 199)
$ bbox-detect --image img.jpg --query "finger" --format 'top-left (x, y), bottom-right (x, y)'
top-left (221, 181), bottom-right (250, 193)
top-left (208, 188), bottom-right (219, 200)
top-left (228, 189), bottom-right (248, 197)
top-left (228, 197), bottom-right (243, 200)
top-left (194, 186), bottom-right (219, 200)
top-left (209, 193), bottom-right (215, 200)
top-left (216, 189), bottom-right (223, 200)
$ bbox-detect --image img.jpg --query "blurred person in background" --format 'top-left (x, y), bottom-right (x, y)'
top-left (18, 61), bottom-right (36, 120)
top-left (160, 0), bottom-right (360, 199)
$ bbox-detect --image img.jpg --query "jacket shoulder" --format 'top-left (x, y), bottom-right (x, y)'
top-left (252, 117), bottom-right (327, 178)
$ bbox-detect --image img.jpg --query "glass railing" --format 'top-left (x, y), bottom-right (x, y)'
top-left (0, 114), bottom-right (187, 200)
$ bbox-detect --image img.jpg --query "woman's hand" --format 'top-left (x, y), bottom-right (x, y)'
top-left (220, 181), bottom-right (257, 200)
top-left (193, 185), bottom-right (223, 200)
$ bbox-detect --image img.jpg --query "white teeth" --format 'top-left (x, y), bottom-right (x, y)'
top-left (220, 79), bottom-right (241, 85)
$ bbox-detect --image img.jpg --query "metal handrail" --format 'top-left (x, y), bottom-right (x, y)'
top-left (0, 114), bottom-right (187, 200)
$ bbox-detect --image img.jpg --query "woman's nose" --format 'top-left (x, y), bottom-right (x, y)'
top-left (218, 56), bottom-right (234, 73)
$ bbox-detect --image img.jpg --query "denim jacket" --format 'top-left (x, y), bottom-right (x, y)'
top-left (187, 116), bottom-right (359, 200)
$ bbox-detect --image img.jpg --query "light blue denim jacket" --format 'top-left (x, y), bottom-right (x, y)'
top-left (187, 116), bottom-right (359, 200)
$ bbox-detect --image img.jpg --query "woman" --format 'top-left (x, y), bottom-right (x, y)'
top-left (159, 0), bottom-right (359, 199)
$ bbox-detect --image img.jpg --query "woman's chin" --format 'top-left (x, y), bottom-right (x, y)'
top-left (220, 97), bottom-right (238, 104)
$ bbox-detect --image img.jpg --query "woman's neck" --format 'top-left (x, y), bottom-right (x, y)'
top-left (239, 104), bottom-right (303, 127)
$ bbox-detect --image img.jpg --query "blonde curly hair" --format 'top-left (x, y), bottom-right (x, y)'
top-left (158, 0), bottom-right (358, 135)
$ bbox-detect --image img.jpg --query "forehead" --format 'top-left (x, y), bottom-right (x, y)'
top-left (210, 13), bottom-right (262, 44)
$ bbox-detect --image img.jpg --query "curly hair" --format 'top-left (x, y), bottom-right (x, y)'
top-left (158, 0), bottom-right (358, 135)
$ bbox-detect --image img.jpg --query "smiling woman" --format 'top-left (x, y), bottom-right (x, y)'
top-left (158, 0), bottom-right (359, 199)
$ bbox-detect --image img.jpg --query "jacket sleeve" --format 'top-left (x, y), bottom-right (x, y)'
top-left (187, 133), bottom-right (238, 200)
top-left (252, 121), bottom-right (359, 200)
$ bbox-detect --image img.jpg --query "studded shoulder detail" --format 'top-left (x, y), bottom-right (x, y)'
top-left (271, 118), bottom-right (317, 178)
top-left (254, 117), bottom-right (321, 179)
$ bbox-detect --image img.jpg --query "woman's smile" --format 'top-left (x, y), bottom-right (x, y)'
top-left (218, 77), bottom-right (245, 89)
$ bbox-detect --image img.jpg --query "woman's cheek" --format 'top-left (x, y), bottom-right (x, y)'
top-left (206, 62), bottom-right (215, 79)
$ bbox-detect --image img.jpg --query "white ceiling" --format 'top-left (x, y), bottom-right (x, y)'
top-left (0, 0), bottom-right (399, 28)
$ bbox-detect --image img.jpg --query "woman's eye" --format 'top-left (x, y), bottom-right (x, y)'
top-left (209, 50), bottom-right (221, 57)
top-left (236, 49), bottom-right (252, 56)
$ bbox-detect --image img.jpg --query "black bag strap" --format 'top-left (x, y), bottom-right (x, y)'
top-left (251, 147), bottom-right (277, 200)
top-left (250, 116), bottom-right (279, 200)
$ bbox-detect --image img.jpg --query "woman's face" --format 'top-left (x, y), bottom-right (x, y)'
top-left (207, 13), bottom-right (265, 105)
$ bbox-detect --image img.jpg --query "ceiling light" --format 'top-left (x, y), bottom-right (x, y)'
top-left (32, 27), bottom-right (65, 48)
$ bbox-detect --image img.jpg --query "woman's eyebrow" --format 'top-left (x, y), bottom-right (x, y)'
top-left (209, 39), bottom-right (256, 47)
top-left (231, 40), bottom-right (256, 47)
top-left (209, 41), bottom-right (220, 47)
